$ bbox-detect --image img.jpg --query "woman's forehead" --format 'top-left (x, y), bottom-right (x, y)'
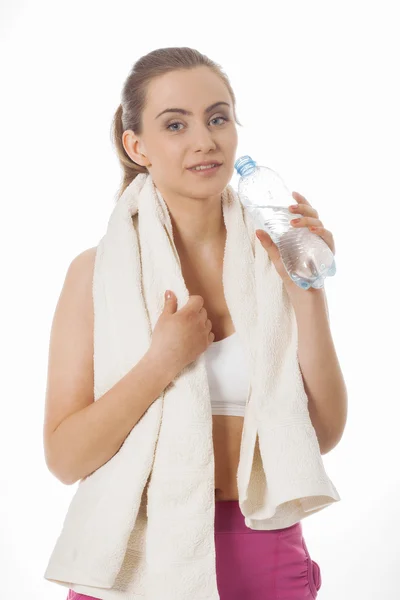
top-left (145, 69), bottom-right (230, 116)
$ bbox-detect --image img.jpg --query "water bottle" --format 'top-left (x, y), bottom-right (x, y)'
top-left (234, 155), bottom-right (336, 290)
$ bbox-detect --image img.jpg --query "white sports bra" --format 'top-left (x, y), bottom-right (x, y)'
top-left (203, 331), bottom-right (251, 417)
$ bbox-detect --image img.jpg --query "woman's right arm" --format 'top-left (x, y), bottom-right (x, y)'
top-left (43, 247), bottom-right (176, 486)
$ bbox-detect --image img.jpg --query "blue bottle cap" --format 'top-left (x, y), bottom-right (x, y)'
top-left (234, 155), bottom-right (257, 177)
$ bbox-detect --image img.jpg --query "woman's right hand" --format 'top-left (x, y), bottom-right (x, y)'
top-left (147, 290), bottom-right (215, 379)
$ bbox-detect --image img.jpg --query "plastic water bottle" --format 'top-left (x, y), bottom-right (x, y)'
top-left (234, 155), bottom-right (336, 290)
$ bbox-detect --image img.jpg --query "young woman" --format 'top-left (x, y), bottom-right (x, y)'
top-left (44, 47), bottom-right (347, 600)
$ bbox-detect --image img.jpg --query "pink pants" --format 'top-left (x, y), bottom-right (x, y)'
top-left (67, 499), bottom-right (322, 600)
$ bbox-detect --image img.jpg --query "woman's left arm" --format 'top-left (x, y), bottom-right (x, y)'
top-left (287, 286), bottom-right (348, 455)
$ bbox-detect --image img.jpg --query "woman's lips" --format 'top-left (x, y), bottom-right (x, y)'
top-left (187, 164), bottom-right (222, 176)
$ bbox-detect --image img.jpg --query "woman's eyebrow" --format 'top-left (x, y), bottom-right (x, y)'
top-left (155, 101), bottom-right (230, 119)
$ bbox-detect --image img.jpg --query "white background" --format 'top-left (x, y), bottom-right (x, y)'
top-left (1, 1), bottom-right (399, 598)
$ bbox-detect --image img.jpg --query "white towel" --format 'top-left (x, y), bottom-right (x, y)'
top-left (44, 173), bottom-right (340, 599)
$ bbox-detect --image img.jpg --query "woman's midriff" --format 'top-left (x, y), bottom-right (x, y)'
top-left (213, 414), bottom-right (244, 501)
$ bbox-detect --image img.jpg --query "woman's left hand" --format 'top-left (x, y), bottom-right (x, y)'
top-left (255, 191), bottom-right (336, 292)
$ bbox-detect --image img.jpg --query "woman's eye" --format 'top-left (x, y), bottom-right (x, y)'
top-left (166, 116), bottom-right (229, 131)
top-left (167, 122), bottom-right (184, 131)
top-left (212, 116), bottom-right (229, 126)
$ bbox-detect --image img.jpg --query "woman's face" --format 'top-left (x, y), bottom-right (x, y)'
top-left (123, 66), bottom-right (238, 202)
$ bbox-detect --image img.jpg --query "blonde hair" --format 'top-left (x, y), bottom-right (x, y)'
top-left (110, 47), bottom-right (242, 201)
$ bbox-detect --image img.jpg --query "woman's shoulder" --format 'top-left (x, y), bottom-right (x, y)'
top-left (62, 247), bottom-right (98, 299)
top-left (69, 246), bottom-right (98, 273)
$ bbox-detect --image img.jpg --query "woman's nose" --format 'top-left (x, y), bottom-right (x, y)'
top-left (191, 126), bottom-right (217, 151)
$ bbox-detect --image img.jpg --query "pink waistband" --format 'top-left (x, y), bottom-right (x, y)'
top-left (214, 500), bottom-right (302, 535)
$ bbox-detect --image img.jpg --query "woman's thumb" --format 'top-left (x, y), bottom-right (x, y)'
top-left (164, 290), bottom-right (177, 311)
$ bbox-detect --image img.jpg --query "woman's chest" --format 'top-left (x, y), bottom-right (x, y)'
top-left (180, 252), bottom-right (234, 342)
